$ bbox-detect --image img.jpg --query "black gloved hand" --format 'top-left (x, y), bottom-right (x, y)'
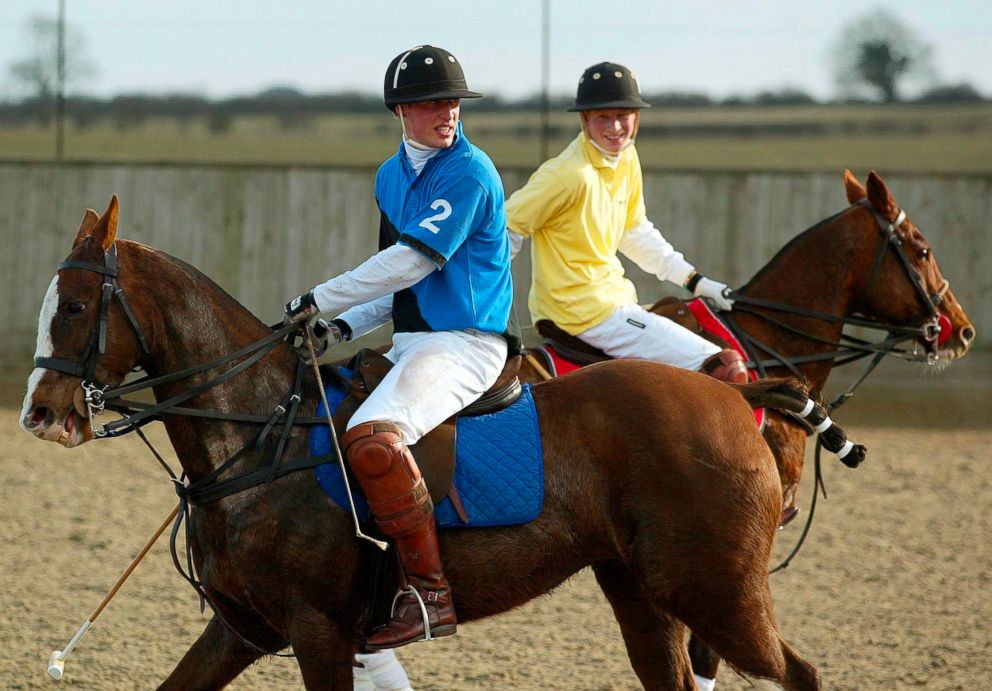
top-left (292, 318), bottom-right (346, 361)
top-left (284, 290), bottom-right (319, 325)
top-left (310, 319), bottom-right (344, 357)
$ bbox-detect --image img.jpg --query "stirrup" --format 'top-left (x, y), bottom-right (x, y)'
top-left (388, 585), bottom-right (437, 642)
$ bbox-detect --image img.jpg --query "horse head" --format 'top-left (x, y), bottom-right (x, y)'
top-left (20, 196), bottom-right (151, 447)
top-left (843, 169), bottom-right (975, 363)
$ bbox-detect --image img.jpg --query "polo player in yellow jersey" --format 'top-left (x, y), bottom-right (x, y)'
top-left (506, 61), bottom-right (746, 386)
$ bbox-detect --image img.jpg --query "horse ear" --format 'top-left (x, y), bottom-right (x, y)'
top-left (843, 169), bottom-right (866, 204)
top-left (89, 195), bottom-right (120, 253)
top-left (72, 208), bottom-right (100, 249)
top-left (865, 171), bottom-right (898, 220)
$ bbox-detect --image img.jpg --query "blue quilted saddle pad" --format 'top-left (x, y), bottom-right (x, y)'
top-left (310, 374), bottom-right (544, 529)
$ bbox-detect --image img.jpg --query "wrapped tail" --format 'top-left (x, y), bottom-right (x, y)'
top-left (735, 379), bottom-right (867, 468)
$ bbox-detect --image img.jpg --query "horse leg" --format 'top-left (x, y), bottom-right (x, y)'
top-left (157, 615), bottom-right (265, 691)
top-left (674, 581), bottom-right (820, 691)
top-left (687, 634), bottom-right (721, 691)
top-left (289, 607), bottom-right (357, 690)
top-left (591, 561), bottom-right (695, 691)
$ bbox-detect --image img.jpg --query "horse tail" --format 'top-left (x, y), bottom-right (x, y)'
top-left (735, 379), bottom-right (867, 468)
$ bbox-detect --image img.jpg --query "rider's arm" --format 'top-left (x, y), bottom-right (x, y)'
top-left (508, 229), bottom-right (526, 259)
top-left (505, 166), bottom-right (571, 246)
top-left (617, 219), bottom-right (696, 287)
top-left (333, 295), bottom-right (394, 342)
top-left (311, 244), bottom-right (435, 317)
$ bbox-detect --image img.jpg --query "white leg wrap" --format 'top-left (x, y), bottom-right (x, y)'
top-left (814, 416), bottom-right (834, 433)
top-left (356, 649), bottom-right (413, 690)
top-left (694, 674), bottom-right (717, 691)
top-left (353, 660), bottom-right (376, 691)
top-left (798, 399), bottom-right (815, 417)
top-left (836, 439), bottom-right (854, 459)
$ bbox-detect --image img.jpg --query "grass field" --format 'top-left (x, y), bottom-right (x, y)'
top-left (2, 102), bottom-right (991, 174)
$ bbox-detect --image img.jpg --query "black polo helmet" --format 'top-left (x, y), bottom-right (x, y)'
top-left (567, 62), bottom-right (651, 112)
top-left (383, 45), bottom-right (482, 111)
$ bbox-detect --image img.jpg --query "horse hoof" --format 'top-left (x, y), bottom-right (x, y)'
top-left (780, 505), bottom-right (799, 527)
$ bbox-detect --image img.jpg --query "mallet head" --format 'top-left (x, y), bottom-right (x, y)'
top-left (47, 651), bottom-right (65, 680)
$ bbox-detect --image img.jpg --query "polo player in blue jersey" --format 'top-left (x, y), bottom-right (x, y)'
top-left (285, 45), bottom-right (516, 651)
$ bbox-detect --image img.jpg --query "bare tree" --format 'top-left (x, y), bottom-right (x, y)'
top-left (832, 9), bottom-right (935, 103)
top-left (7, 14), bottom-right (97, 100)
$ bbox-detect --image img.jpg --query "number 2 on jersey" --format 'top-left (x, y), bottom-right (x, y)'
top-left (418, 199), bottom-right (452, 234)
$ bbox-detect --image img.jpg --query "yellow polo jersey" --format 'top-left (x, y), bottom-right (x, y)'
top-left (506, 132), bottom-right (647, 334)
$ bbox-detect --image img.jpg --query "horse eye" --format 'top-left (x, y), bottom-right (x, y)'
top-left (67, 302), bottom-right (86, 315)
top-left (917, 248), bottom-right (930, 260)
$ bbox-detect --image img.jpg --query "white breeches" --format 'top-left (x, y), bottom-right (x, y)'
top-left (347, 330), bottom-right (508, 444)
top-left (578, 304), bottom-right (719, 371)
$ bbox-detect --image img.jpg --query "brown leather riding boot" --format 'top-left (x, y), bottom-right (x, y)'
top-left (342, 421), bottom-right (457, 650)
top-left (700, 348), bottom-right (749, 384)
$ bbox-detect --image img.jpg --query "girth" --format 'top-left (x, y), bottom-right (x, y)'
top-left (324, 349), bottom-right (523, 518)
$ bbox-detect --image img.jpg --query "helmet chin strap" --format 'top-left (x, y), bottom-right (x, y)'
top-left (396, 106), bottom-right (435, 150)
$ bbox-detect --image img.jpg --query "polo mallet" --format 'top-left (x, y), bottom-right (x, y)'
top-left (524, 352), bottom-right (553, 381)
top-left (47, 503), bottom-right (180, 680)
top-left (304, 322), bottom-right (387, 550)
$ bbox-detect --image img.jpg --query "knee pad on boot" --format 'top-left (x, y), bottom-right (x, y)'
top-left (342, 421), bottom-right (432, 538)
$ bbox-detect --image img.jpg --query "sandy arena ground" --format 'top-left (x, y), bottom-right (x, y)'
top-left (1, 355), bottom-right (990, 690)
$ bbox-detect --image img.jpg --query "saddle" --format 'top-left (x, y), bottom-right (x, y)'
top-left (319, 349), bottom-right (523, 521)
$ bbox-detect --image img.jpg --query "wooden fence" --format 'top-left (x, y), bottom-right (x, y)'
top-left (1, 161), bottom-right (988, 370)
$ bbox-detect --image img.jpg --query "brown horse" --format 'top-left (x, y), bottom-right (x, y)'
top-left (523, 170), bottom-right (974, 521)
top-left (520, 169), bottom-right (975, 685)
top-left (19, 197), bottom-right (863, 690)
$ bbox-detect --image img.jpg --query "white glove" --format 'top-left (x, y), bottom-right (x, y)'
top-left (694, 277), bottom-right (734, 311)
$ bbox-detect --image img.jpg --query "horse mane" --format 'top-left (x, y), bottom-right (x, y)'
top-left (736, 206), bottom-right (855, 294)
top-left (117, 238), bottom-right (274, 335)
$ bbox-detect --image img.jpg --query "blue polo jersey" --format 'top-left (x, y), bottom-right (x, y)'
top-left (374, 122), bottom-right (513, 338)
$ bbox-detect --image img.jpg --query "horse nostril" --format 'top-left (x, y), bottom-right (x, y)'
top-left (960, 325), bottom-right (976, 346)
top-left (29, 406), bottom-right (51, 428)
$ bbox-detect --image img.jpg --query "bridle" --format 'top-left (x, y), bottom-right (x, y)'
top-left (727, 199), bottom-right (952, 382)
top-left (34, 244), bottom-right (151, 425)
top-left (34, 242), bottom-right (338, 440)
top-left (858, 200), bottom-right (949, 352)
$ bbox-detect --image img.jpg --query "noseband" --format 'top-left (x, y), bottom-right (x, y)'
top-left (34, 244), bottom-right (151, 422)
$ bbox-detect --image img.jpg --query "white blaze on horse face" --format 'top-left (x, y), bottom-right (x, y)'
top-left (20, 274), bottom-right (59, 427)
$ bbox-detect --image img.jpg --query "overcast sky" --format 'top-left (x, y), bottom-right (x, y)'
top-left (1, 0), bottom-right (990, 101)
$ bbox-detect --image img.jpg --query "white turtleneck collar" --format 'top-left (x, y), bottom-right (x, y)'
top-left (403, 135), bottom-right (442, 176)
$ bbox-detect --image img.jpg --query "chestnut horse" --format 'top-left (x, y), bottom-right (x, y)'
top-left (17, 197), bottom-right (853, 690)
top-left (523, 170), bottom-right (974, 521)
top-left (520, 169), bottom-right (975, 685)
